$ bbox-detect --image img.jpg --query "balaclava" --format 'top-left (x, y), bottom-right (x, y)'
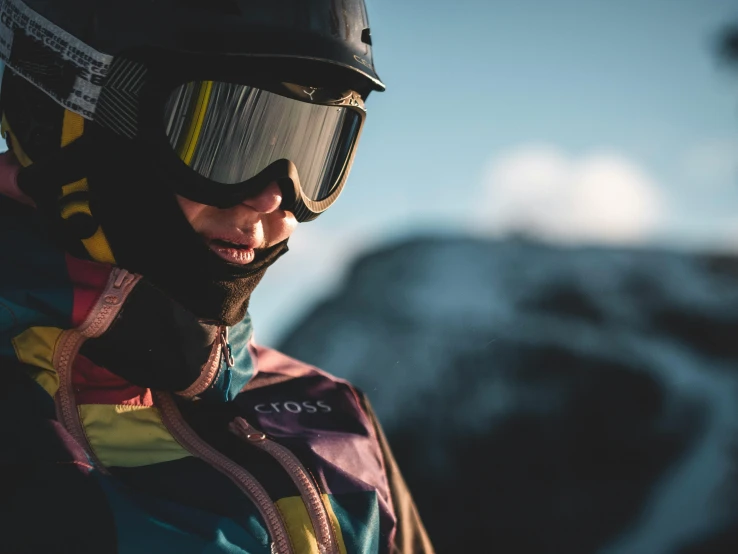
top-left (4, 70), bottom-right (288, 326)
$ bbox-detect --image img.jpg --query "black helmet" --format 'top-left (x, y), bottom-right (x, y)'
top-left (8, 0), bottom-right (384, 94)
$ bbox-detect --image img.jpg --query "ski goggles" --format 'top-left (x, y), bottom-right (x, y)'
top-left (153, 80), bottom-right (366, 221)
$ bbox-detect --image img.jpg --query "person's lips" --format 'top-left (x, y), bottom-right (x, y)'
top-left (204, 234), bottom-right (260, 265)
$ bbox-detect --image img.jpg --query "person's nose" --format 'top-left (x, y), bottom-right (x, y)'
top-left (241, 181), bottom-right (283, 214)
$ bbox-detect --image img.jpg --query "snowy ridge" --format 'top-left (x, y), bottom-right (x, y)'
top-left (278, 235), bottom-right (738, 554)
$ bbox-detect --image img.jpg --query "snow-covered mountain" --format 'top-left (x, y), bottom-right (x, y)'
top-left (277, 235), bottom-right (738, 554)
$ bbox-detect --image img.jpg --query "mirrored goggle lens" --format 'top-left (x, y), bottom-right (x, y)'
top-left (164, 81), bottom-right (362, 201)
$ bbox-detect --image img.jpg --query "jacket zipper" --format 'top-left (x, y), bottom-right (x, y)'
top-left (175, 326), bottom-right (228, 399)
top-left (220, 326), bottom-right (235, 368)
top-left (230, 417), bottom-right (339, 554)
top-left (56, 269), bottom-right (294, 552)
top-left (54, 267), bottom-right (140, 473)
top-left (154, 391), bottom-right (293, 554)
top-left (54, 329), bottom-right (109, 474)
top-left (77, 268), bottom-right (140, 338)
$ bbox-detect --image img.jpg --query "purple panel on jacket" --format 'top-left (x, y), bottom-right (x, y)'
top-left (236, 344), bottom-right (394, 505)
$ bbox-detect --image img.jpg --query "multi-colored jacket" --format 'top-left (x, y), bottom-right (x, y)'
top-left (0, 197), bottom-right (433, 553)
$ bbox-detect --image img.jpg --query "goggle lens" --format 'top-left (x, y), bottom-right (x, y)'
top-left (164, 81), bottom-right (362, 202)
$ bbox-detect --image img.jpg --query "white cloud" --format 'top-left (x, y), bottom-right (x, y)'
top-left (477, 145), bottom-right (666, 245)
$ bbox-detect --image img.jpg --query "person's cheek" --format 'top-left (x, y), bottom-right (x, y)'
top-left (175, 196), bottom-right (210, 232)
top-left (274, 213), bottom-right (298, 244)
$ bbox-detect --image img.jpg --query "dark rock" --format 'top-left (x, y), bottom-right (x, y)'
top-left (678, 526), bottom-right (738, 554)
top-left (387, 341), bottom-right (705, 554)
top-left (653, 309), bottom-right (738, 362)
top-left (521, 281), bottom-right (606, 323)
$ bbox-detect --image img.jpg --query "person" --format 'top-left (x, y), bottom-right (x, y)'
top-left (0, 0), bottom-right (434, 552)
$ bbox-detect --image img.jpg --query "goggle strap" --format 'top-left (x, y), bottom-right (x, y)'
top-left (0, 0), bottom-right (113, 120)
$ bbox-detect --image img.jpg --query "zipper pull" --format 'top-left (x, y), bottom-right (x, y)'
top-left (229, 417), bottom-right (267, 442)
top-left (112, 268), bottom-right (134, 289)
top-left (220, 326), bottom-right (235, 368)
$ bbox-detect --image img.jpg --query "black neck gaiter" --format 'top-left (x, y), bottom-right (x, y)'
top-left (18, 129), bottom-right (289, 326)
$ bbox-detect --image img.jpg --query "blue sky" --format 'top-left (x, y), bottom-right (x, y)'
top-left (336, 0), bottom-right (738, 241)
top-left (250, 0), bottom-right (738, 345)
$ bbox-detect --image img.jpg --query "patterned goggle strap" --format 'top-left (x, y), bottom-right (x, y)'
top-left (0, 0), bottom-right (144, 138)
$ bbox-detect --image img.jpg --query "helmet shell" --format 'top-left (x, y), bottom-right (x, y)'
top-left (21, 0), bottom-right (385, 92)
